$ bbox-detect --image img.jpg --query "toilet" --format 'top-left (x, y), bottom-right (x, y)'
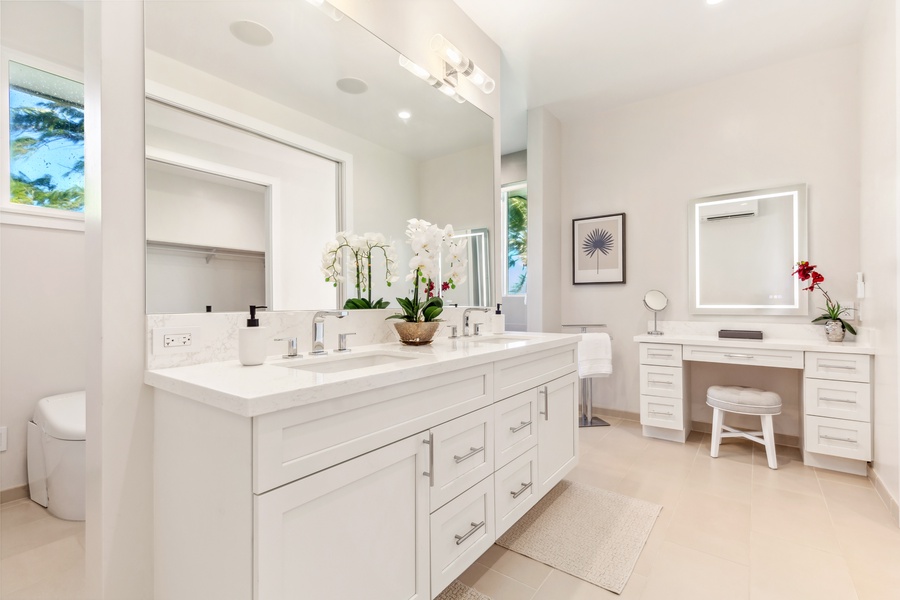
top-left (27, 391), bottom-right (86, 521)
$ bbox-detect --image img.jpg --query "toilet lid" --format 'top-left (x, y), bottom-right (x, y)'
top-left (34, 391), bottom-right (86, 441)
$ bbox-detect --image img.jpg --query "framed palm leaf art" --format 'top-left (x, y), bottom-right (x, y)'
top-left (573, 213), bottom-right (625, 284)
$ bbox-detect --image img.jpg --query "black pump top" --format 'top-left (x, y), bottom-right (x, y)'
top-left (247, 305), bottom-right (267, 327)
top-left (495, 303), bottom-right (502, 314)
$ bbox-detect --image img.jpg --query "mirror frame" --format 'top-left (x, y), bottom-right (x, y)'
top-left (688, 184), bottom-right (808, 316)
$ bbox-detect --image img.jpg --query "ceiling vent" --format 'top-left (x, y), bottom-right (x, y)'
top-left (699, 199), bottom-right (758, 221)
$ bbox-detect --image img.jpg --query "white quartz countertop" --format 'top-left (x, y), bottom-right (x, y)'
top-left (145, 332), bottom-right (580, 417)
top-left (633, 333), bottom-right (875, 354)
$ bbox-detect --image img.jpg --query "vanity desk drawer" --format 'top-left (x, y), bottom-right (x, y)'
top-left (804, 379), bottom-right (871, 422)
top-left (640, 395), bottom-right (684, 430)
top-left (805, 352), bottom-right (871, 383)
top-left (804, 415), bottom-right (872, 461)
top-left (639, 343), bottom-right (683, 367)
top-left (683, 345), bottom-right (804, 369)
top-left (639, 365), bottom-right (683, 398)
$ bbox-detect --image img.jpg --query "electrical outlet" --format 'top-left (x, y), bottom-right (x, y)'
top-left (153, 326), bottom-right (201, 355)
top-left (0, 426), bottom-right (7, 452)
top-left (164, 333), bottom-right (192, 347)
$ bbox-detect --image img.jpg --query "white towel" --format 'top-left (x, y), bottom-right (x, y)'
top-left (578, 332), bottom-right (612, 378)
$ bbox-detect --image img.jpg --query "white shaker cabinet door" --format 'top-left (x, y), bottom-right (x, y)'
top-left (254, 434), bottom-right (430, 600)
top-left (537, 372), bottom-right (579, 495)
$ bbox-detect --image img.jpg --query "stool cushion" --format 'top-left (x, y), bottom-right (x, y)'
top-left (706, 385), bottom-right (782, 416)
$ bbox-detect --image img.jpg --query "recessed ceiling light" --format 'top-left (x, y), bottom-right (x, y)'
top-left (336, 78), bottom-right (369, 94)
top-left (229, 21), bottom-right (274, 47)
top-left (398, 110), bottom-right (411, 120)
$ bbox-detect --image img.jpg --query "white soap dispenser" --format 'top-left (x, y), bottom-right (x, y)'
top-left (492, 303), bottom-right (505, 334)
top-left (239, 305), bottom-right (268, 366)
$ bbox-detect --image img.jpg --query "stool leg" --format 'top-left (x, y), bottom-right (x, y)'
top-left (710, 407), bottom-right (724, 458)
top-left (761, 414), bottom-right (777, 469)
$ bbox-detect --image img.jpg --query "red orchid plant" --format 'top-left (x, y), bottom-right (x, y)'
top-left (792, 261), bottom-right (856, 335)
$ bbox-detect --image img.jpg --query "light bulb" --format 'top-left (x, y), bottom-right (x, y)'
top-left (398, 55), bottom-right (432, 82)
top-left (398, 110), bottom-right (411, 120)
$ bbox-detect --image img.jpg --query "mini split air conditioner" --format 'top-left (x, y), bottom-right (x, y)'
top-left (698, 199), bottom-right (759, 221)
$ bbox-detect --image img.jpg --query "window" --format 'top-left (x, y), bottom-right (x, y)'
top-left (501, 182), bottom-right (527, 296)
top-left (2, 52), bottom-right (84, 227)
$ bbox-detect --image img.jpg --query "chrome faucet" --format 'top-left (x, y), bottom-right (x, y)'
top-left (310, 310), bottom-right (348, 355)
top-left (462, 307), bottom-right (490, 337)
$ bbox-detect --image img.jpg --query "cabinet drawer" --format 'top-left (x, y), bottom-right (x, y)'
top-left (805, 352), bottom-right (871, 383)
top-left (430, 475), bottom-right (495, 594)
top-left (640, 395), bottom-right (684, 430)
top-left (639, 365), bottom-right (683, 398)
top-left (430, 406), bottom-right (494, 511)
top-left (804, 379), bottom-right (871, 422)
top-left (804, 415), bottom-right (872, 461)
top-left (494, 345), bottom-right (577, 400)
top-left (639, 343), bottom-right (683, 367)
top-left (682, 345), bottom-right (803, 370)
top-left (494, 447), bottom-right (538, 537)
top-left (494, 389), bottom-right (538, 469)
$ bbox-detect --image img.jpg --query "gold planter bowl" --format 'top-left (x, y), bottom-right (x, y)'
top-left (393, 321), bottom-right (440, 346)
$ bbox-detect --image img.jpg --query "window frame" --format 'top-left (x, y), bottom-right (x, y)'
top-left (500, 180), bottom-right (527, 297)
top-left (1, 47), bottom-right (85, 231)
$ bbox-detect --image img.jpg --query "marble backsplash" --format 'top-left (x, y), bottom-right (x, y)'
top-left (146, 306), bottom-right (493, 370)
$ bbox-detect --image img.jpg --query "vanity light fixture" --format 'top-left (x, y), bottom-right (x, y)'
top-left (398, 55), bottom-right (466, 103)
top-left (430, 34), bottom-right (495, 94)
top-left (304, 0), bottom-right (343, 22)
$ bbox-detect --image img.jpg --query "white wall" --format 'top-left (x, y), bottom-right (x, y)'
top-left (0, 225), bottom-right (86, 491)
top-left (0, 0), bottom-right (86, 496)
top-left (559, 46), bottom-right (862, 418)
top-left (501, 150), bottom-right (527, 185)
top-left (860, 0), bottom-right (899, 516)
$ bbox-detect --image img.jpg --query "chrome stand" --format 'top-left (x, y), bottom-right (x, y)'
top-left (579, 377), bottom-right (610, 428)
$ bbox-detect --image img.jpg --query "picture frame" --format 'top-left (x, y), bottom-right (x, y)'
top-left (573, 213), bottom-right (626, 284)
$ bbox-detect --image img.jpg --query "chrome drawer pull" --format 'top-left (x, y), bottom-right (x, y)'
top-left (647, 352), bottom-right (670, 358)
top-left (454, 520), bottom-right (485, 545)
top-left (820, 434), bottom-right (857, 443)
top-left (422, 434), bottom-right (434, 487)
top-left (539, 386), bottom-right (549, 420)
top-left (510, 420), bottom-right (532, 434)
top-left (820, 364), bottom-right (856, 371)
top-left (454, 446), bottom-right (485, 463)
top-left (511, 482), bottom-right (533, 499)
top-left (649, 410), bottom-right (674, 416)
top-left (724, 353), bottom-right (755, 359)
top-left (820, 396), bottom-right (857, 404)
top-left (648, 380), bottom-right (672, 385)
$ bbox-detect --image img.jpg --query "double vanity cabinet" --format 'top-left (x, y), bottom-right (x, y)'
top-left (635, 334), bottom-right (875, 475)
top-left (147, 334), bottom-right (579, 600)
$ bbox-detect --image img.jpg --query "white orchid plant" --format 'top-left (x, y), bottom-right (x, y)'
top-left (387, 219), bottom-right (468, 323)
top-left (321, 231), bottom-right (399, 309)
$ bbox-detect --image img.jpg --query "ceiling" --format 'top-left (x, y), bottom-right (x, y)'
top-left (453, 0), bottom-right (873, 154)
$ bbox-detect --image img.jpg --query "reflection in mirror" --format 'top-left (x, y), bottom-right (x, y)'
top-left (688, 184), bottom-right (808, 316)
top-left (643, 290), bottom-right (668, 336)
top-left (144, 1), bottom-right (495, 314)
top-left (442, 228), bottom-right (491, 307)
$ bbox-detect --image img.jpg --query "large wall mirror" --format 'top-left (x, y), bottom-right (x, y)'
top-left (688, 184), bottom-right (808, 316)
top-left (144, 0), bottom-right (494, 314)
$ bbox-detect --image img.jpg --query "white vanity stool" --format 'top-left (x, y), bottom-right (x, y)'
top-left (707, 385), bottom-right (782, 469)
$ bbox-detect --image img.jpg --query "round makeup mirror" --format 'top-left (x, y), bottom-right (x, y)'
top-left (643, 290), bottom-right (668, 335)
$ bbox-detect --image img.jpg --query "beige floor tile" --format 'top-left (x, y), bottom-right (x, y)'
top-left (0, 536), bottom-right (84, 596)
top-left (751, 445), bottom-right (823, 497)
top-left (686, 453), bottom-right (753, 502)
top-left (0, 500), bottom-right (49, 531)
top-left (819, 479), bottom-right (898, 538)
top-left (641, 541), bottom-right (749, 600)
top-left (531, 568), bottom-right (647, 600)
top-left (631, 506), bottom-right (674, 577)
top-left (750, 484), bottom-right (840, 554)
top-left (457, 561), bottom-right (538, 600)
top-left (749, 531), bottom-right (858, 600)
top-left (699, 435), bottom-right (756, 465)
top-left (2, 562), bottom-right (88, 600)
top-left (1, 515), bottom-right (84, 559)
top-left (611, 471), bottom-right (686, 507)
top-left (665, 490), bottom-right (751, 565)
top-left (815, 468), bottom-right (873, 488)
top-left (475, 545), bottom-right (552, 590)
top-left (834, 521), bottom-right (900, 600)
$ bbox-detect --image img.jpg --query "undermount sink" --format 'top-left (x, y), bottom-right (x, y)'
top-left (282, 352), bottom-right (418, 374)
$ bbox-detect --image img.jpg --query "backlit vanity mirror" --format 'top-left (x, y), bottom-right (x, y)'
top-left (643, 290), bottom-right (668, 335)
top-left (143, 1), bottom-right (494, 314)
top-left (688, 184), bottom-right (808, 316)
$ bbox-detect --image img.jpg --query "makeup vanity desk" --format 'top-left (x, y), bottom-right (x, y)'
top-left (633, 332), bottom-right (875, 475)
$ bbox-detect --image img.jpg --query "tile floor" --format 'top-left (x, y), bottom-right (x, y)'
top-left (2, 416), bottom-right (899, 599)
